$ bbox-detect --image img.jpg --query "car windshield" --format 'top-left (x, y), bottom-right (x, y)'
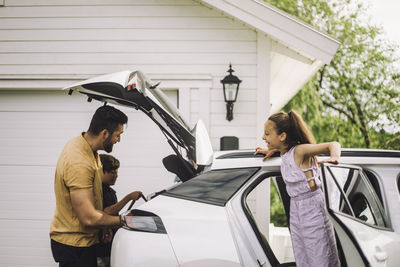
top-left (163, 167), bottom-right (260, 206)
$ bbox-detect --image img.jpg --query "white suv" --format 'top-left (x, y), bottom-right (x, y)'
top-left (65, 71), bottom-right (400, 267)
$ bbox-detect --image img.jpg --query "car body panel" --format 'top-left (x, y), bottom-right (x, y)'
top-left (321, 163), bottom-right (400, 267)
top-left (328, 218), bottom-right (366, 267)
top-left (366, 166), bottom-right (400, 233)
top-left (193, 120), bottom-right (213, 166)
top-left (111, 149), bottom-right (400, 267)
top-left (113, 152), bottom-right (400, 266)
top-left (332, 213), bottom-right (400, 266)
top-left (120, 195), bottom-right (242, 266)
top-left (211, 149), bottom-right (400, 171)
top-left (111, 229), bottom-right (179, 267)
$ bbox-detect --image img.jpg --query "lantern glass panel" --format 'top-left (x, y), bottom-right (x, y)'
top-left (225, 83), bottom-right (237, 102)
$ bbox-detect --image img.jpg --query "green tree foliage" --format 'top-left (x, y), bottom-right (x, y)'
top-left (265, 0), bottom-right (400, 226)
top-left (270, 181), bottom-right (287, 227)
top-left (265, 0), bottom-right (400, 149)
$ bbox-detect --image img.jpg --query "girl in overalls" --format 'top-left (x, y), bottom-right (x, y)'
top-left (255, 110), bottom-right (340, 267)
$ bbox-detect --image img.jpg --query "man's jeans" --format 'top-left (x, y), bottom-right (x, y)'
top-left (51, 239), bottom-right (97, 267)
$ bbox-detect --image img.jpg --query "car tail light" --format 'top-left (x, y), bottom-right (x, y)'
top-left (121, 209), bottom-right (167, 234)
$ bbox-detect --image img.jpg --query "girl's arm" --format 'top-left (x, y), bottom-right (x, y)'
top-left (295, 142), bottom-right (341, 164)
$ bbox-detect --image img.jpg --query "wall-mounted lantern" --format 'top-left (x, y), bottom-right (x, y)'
top-left (220, 64), bottom-right (242, 121)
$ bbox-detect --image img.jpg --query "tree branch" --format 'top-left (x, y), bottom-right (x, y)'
top-left (320, 99), bottom-right (358, 125)
top-left (316, 65), bottom-right (326, 92)
top-left (351, 93), bottom-right (370, 147)
top-left (316, 66), bottom-right (358, 125)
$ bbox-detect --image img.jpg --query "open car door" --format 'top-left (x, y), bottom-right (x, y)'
top-left (63, 70), bottom-right (213, 170)
top-left (320, 163), bottom-right (400, 267)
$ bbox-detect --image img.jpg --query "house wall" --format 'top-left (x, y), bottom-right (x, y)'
top-left (0, 0), bottom-right (260, 149)
top-left (0, 1), bottom-right (263, 266)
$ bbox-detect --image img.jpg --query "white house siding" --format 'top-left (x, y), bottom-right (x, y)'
top-left (0, 0), bottom-right (259, 148)
top-left (0, 90), bottom-right (181, 267)
top-left (0, 1), bottom-right (259, 266)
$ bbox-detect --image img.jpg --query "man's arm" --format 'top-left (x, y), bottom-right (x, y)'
top-left (104, 191), bottom-right (142, 216)
top-left (70, 190), bottom-right (121, 227)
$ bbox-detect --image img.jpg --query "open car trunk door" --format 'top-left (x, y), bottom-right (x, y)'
top-left (320, 163), bottom-right (400, 267)
top-left (63, 70), bottom-right (213, 166)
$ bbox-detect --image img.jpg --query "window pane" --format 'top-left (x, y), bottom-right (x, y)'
top-left (165, 167), bottom-right (259, 206)
top-left (328, 166), bottom-right (385, 227)
top-left (324, 167), bottom-right (353, 216)
top-left (364, 170), bottom-right (384, 209)
top-left (351, 194), bottom-right (375, 224)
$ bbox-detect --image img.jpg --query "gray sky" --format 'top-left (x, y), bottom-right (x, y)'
top-left (369, 0), bottom-right (399, 133)
top-left (368, 0), bottom-right (400, 46)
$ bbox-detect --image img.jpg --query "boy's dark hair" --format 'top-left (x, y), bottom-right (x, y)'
top-left (100, 154), bottom-right (120, 173)
top-left (88, 105), bottom-right (128, 135)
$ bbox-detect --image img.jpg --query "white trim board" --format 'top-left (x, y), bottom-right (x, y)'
top-left (199, 0), bottom-right (340, 64)
top-left (0, 74), bottom-right (213, 90)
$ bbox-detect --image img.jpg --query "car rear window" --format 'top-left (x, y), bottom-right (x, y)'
top-left (163, 167), bottom-right (260, 206)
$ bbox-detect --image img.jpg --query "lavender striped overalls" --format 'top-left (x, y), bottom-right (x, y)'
top-left (280, 146), bottom-right (340, 267)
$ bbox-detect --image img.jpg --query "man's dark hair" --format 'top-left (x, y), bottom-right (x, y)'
top-left (100, 154), bottom-right (120, 173)
top-left (88, 105), bottom-right (128, 135)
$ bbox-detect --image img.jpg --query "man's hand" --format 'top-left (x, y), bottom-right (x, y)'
top-left (254, 147), bottom-right (279, 161)
top-left (102, 228), bottom-right (113, 243)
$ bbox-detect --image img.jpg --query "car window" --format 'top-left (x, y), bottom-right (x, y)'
top-left (350, 193), bottom-right (376, 225)
top-left (324, 165), bottom-right (387, 228)
top-left (164, 167), bottom-right (259, 206)
top-left (364, 170), bottom-right (384, 208)
top-left (323, 167), bottom-right (353, 217)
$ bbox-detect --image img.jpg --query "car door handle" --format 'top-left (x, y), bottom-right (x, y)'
top-left (257, 259), bottom-right (266, 266)
top-left (374, 246), bottom-right (388, 262)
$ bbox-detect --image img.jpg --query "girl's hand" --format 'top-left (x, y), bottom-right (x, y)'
top-left (318, 157), bottom-right (339, 165)
top-left (254, 147), bottom-right (279, 161)
top-left (254, 147), bottom-right (268, 155)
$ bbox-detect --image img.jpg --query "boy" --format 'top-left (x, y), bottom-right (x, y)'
top-left (97, 154), bottom-right (142, 267)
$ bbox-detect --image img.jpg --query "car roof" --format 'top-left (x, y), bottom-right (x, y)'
top-left (210, 148), bottom-right (400, 170)
top-left (160, 148), bottom-right (399, 207)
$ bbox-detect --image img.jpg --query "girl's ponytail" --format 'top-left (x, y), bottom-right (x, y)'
top-left (268, 110), bottom-right (315, 148)
top-left (290, 110), bottom-right (315, 145)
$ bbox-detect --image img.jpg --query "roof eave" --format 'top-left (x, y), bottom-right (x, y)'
top-left (199, 0), bottom-right (340, 64)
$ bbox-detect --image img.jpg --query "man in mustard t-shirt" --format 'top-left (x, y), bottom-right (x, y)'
top-left (50, 105), bottom-right (128, 267)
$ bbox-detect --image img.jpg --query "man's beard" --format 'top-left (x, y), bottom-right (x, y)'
top-left (103, 135), bottom-right (114, 153)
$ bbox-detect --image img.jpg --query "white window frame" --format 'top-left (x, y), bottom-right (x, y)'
top-left (151, 74), bottom-right (212, 131)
